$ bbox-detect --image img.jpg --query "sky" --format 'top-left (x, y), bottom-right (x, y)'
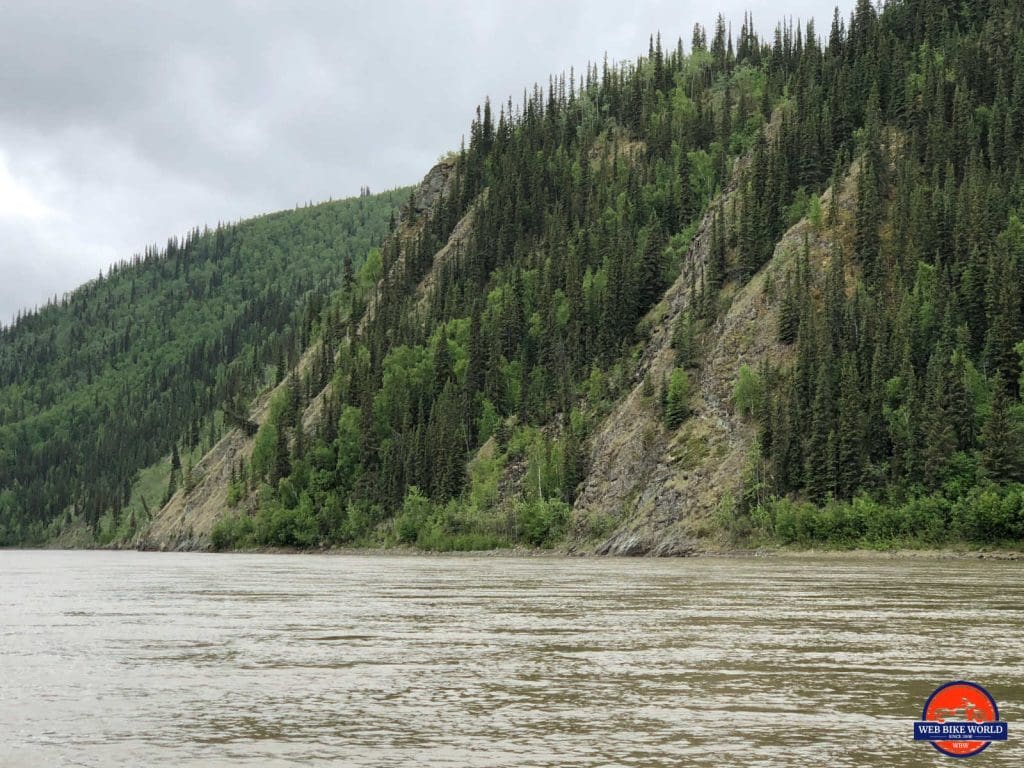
top-left (0, 0), bottom-right (849, 323)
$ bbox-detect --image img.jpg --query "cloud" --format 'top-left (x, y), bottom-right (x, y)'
top-left (0, 0), bottom-right (848, 322)
top-left (0, 154), bottom-right (54, 220)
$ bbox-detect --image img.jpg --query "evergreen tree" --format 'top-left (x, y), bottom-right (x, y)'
top-left (805, 359), bottom-right (836, 502)
top-left (664, 368), bottom-right (690, 429)
top-left (981, 376), bottom-right (1024, 483)
top-left (165, 443), bottom-right (182, 503)
top-left (835, 353), bottom-right (865, 497)
top-left (272, 425), bottom-right (291, 487)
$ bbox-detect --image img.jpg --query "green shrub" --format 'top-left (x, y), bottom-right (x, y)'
top-left (952, 486), bottom-right (1024, 542)
top-left (755, 484), bottom-right (1024, 549)
top-left (341, 501), bottom-right (380, 543)
top-left (515, 498), bottom-right (570, 547)
top-left (254, 497), bottom-right (318, 548)
top-left (582, 510), bottom-right (617, 540)
top-left (415, 527), bottom-right (507, 552)
top-left (808, 193), bottom-right (823, 229)
top-left (732, 364), bottom-right (762, 418)
top-left (226, 478), bottom-right (245, 507)
top-left (394, 486), bottom-right (433, 544)
top-left (210, 513), bottom-right (255, 551)
top-left (468, 453), bottom-right (504, 511)
top-left (785, 186), bottom-right (809, 226)
top-left (477, 398), bottom-right (501, 444)
top-left (771, 498), bottom-right (799, 543)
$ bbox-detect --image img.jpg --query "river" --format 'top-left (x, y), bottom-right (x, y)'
top-left (1, 550), bottom-right (1022, 766)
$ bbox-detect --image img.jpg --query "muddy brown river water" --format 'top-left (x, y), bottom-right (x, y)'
top-left (1, 550), bottom-right (1022, 766)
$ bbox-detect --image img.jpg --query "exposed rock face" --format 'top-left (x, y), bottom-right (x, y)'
top-left (405, 158), bottom-right (455, 221)
top-left (138, 134), bottom-right (857, 555)
top-left (413, 190), bottom-right (483, 312)
top-left (572, 164), bottom-right (856, 556)
top-left (139, 159), bottom-right (458, 551)
top-left (137, 364), bottom-right (288, 550)
top-left (569, 178), bottom-right (726, 557)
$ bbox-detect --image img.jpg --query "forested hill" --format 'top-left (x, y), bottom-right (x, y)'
top-left (0, 189), bottom-right (408, 544)
top-left (9, 0), bottom-right (1024, 553)
top-left (191, 0), bottom-right (1024, 554)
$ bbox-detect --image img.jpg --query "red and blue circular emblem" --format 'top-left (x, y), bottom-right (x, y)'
top-left (914, 681), bottom-right (1008, 757)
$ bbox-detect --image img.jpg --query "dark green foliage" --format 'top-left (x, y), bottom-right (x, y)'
top-left (11, 0), bottom-right (1024, 551)
top-left (981, 377), bottom-right (1024, 484)
top-left (755, 484), bottom-right (1024, 549)
top-left (165, 443), bottom-right (181, 504)
top-left (516, 498), bottom-right (571, 547)
top-left (747, 0), bottom-right (1024, 548)
top-left (663, 368), bottom-right (691, 429)
top-left (706, 203), bottom-right (727, 299)
top-left (0, 190), bottom-right (407, 544)
top-left (240, 13), bottom-right (777, 547)
top-left (272, 421), bottom-right (292, 487)
top-left (672, 310), bottom-right (700, 368)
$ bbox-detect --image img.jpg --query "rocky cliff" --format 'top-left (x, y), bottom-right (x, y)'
top-left (573, 162), bottom-right (858, 555)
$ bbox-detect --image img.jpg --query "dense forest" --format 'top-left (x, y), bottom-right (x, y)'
top-left (0, 190), bottom-right (408, 544)
top-left (4, 0), bottom-right (1024, 552)
top-left (206, 0), bottom-right (1024, 551)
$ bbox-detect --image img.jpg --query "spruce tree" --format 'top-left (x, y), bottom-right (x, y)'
top-left (664, 368), bottom-right (691, 429)
top-left (272, 425), bottom-right (291, 487)
top-left (835, 353), bottom-right (865, 497)
top-left (981, 376), bottom-right (1024, 483)
top-left (638, 216), bottom-right (666, 310)
top-left (805, 359), bottom-right (836, 502)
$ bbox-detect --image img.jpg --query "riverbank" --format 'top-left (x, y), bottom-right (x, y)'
top-left (20, 524), bottom-right (1024, 560)
top-left (112, 540), bottom-right (1024, 560)
top-left (742, 546), bottom-right (1024, 561)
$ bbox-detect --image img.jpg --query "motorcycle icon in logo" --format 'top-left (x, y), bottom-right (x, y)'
top-left (913, 681), bottom-right (1008, 757)
top-left (932, 696), bottom-right (987, 724)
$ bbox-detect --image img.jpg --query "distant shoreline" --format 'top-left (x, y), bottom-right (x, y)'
top-left (8, 543), bottom-right (1023, 561)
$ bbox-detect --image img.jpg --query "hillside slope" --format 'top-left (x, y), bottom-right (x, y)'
top-left (15, 0), bottom-right (1024, 554)
top-left (139, 167), bottom-right (453, 549)
top-left (0, 189), bottom-right (408, 545)
top-left (574, 159), bottom-right (858, 554)
top-left (198, 0), bottom-right (1024, 555)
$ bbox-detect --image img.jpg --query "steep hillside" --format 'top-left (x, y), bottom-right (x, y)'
top-left (202, 0), bottom-right (1023, 555)
top-left (0, 189), bottom-right (408, 545)
top-left (13, 0), bottom-right (1024, 554)
top-left (573, 158), bottom-right (859, 554)
top-left (139, 166), bottom-right (454, 549)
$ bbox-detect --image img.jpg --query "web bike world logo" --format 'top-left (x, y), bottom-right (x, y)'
top-left (913, 681), bottom-right (1008, 757)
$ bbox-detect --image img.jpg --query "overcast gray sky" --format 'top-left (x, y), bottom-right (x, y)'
top-left (0, 0), bottom-right (849, 323)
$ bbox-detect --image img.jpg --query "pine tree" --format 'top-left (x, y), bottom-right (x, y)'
top-left (663, 368), bottom-right (690, 429)
top-left (948, 342), bottom-right (975, 450)
top-left (835, 353), bottom-right (865, 497)
top-left (165, 443), bottom-right (182, 503)
top-left (706, 203), bottom-right (727, 299)
top-left (777, 268), bottom-right (800, 344)
top-left (921, 348), bottom-right (956, 488)
top-left (272, 424), bottom-right (291, 486)
top-left (854, 156), bottom-right (881, 281)
top-left (433, 329), bottom-right (454, 394)
top-left (672, 310), bottom-right (700, 367)
top-left (983, 250), bottom-right (1023, 391)
top-left (638, 216), bottom-right (666, 310)
top-left (805, 359), bottom-right (836, 502)
top-left (343, 252), bottom-right (355, 288)
top-left (981, 376), bottom-right (1024, 483)
top-left (428, 381), bottom-right (468, 500)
